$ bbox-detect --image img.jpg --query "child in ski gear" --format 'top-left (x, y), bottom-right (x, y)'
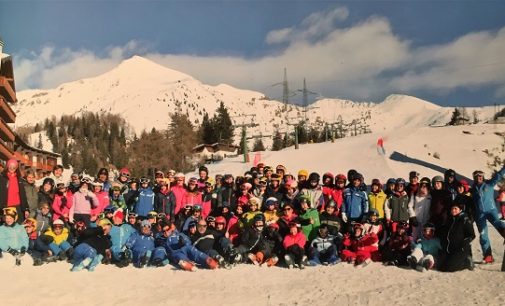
top-left (42, 219), bottom-right (73, 261)
top-left (409, 177), bottom-right (432, 241)
top-left (455, 179), bottom-right (474, 223)
top-left (342, 173), bottom-right (368, 225)
top-left (236, 214), bottom-right (270, 266)
top-left (34, 202), bottom-right (52, 237)
top-left (319, 200), bottom-right (344, 236)
top-left (109, 209), bottom-right (136, 267)
top-left (70, 178), bottom-right (99, 226)
top-left (382, 221), bottom-right (412, 266)
top-left (133, 177), bottom-right (155, 218)
top-left (263, 197), bottom-right (280, 226)
top-left (298, 196), bottom-right (320, 241)
top-left (110, 185), bottom-right (127, 211)
top-left (363, 209), bottom-right (384, 261)
top-left (368, 179), bottom-right (387, 219)
top-left (429, 175), bottom-right (452, 232)
top-left (52, 183), bottom-right (73, 222)
top-left (283, 222), bottom-right (307, 269)
top-left (385, 178), bottom-right (414, 232)
top-left (408, 222), bottom-right (441, 272)
top-left (71, 218), bottom-right (112, 272)
top-left (0, 207), bottom-right (29, 265)
top-left (300, 172), bottom-right (324, 211)
top-left (125, 219), bottom-right (155, 268)
top-left (308, 224), bottom-right (338, 266)
top-left (341, 222), bottom-right (378, 267)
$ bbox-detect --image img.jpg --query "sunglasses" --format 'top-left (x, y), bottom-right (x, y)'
top-left (53, 225), bottom-right (64, 229)
top-left (120, 173), bottom-right (130, 177)
top-left (197, 224), bottom-right (207, 228)
top-left (283, 208), bottom-right (293, 211)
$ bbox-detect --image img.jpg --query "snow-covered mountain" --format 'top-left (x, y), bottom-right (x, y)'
top-left (12, 55), bottom-right (498, 146)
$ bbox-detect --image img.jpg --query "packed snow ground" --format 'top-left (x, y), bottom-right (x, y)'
top-left (2, 123), bottom-right (505, 306)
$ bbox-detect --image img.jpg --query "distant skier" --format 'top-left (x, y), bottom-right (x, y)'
top-left (377, 137), bottom-right (386, 155)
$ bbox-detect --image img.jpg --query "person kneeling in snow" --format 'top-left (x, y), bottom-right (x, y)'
top-left (236, 214), bottom-right (272, 266)
top-left (41, 219), bottom-right (73, 261)
top-left (0, 207), bottom-right (29, 265)
top-left (109, 209), bottom-right (136, 267)
top-left (283, 222), bottom-right (307, 269)
top-left (407, 222), bottom-right (441, 272)
top-left (341, 222), bottom-right (378, 268)
top-left (308, 224), bottom-right (338, 266)
top-left (382, 221), bottom-right (413, 267)
top-left (71, 218), bottom-right (112, 272)
top-left (125, 220), bottom-right (155, 268)
top-left (162, 220), bottom-right (218, 271)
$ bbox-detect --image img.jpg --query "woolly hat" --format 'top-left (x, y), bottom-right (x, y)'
top-left (113, 209), bottom-right (124, 221)
top-left (6, 159), bottom-right (18, 168)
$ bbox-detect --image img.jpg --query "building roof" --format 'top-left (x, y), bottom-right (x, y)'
top-left (14, 134), bottom-right (61, 158)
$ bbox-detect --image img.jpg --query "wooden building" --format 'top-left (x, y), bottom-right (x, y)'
top-left (0, 37), bottom-right (60, 177)
top-left (192, 142), bottom-right (239, 163)
top-left (0, 37), bottom-right (17, 162)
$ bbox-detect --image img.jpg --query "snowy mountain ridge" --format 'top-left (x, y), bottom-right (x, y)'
top-left (12, 55), bottom-right (498, 145)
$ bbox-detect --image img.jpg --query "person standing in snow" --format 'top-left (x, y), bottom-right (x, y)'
top-left (470, 168), bottom-right (505, 264)
top-left (342, 173), bottom-right (369, 228)
top-left (409, 177), bottom-right (432, 241)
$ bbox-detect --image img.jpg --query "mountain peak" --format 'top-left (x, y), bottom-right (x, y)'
top-left (112, 55), bottom-right (194, 82)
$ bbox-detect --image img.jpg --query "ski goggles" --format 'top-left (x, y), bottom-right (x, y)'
top-left (139, 178), bottom-right (150, 184)
top-left (80, 177), bottom-right (92, 183)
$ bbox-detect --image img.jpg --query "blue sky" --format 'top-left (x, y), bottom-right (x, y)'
top-left (1, 0), bottom-right (505, 107)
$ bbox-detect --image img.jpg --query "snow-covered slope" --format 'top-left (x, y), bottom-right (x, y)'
top-left (13, 56), bottom-right (498, 147)
top-left (187, 123), bottom-right (505, 185)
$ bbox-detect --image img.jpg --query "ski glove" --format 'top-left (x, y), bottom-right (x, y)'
top-left (341, 214), bottom-right (348, 223)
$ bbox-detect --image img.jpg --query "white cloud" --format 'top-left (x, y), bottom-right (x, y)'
top-left (12, 8), bottom-right (505, 103)
top-left (14, 41), bottom-right (143, 90)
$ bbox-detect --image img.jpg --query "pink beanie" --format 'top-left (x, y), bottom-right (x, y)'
top-left (6, 159), bottom-right (18, 168)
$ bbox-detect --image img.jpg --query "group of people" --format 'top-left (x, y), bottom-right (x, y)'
top-left (1, 159), bottom-right (504, 273)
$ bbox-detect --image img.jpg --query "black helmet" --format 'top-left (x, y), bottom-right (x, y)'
top-left (368, 208), bottom-right (379, 217)
top-left (398, 220), bottom-right (409, 230)
top-left (308, 172), bottom-right (320, 183)
top-left (42, 177), bottom-right (55, 187)
top-left (395, 178), bottom-right (406, 186)
top-left (253, 214), bottom-right (265, 223)
top-left (444, 169), bottom-right (456, 180)
top-left (419, 177), bottom-right (431, 186)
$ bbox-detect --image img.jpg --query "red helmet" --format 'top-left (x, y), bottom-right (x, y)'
top-left (119, 168), bottom-right (130, 175)
top-left (335, 174), bottom-right (347, 183)
top-left (215, 216), bottom-right (226, 226)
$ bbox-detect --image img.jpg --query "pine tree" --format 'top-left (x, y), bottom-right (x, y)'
top-left (167, 113), bottom-right (198, 171)
top-left (297, 122), bottom-right (308, 144)
top-left (448, 108), bottom-right (461, 125)
top-left (199, 112), bottom-right (216, 144)
top-left (472, 110), bottom-right (479, 124)
top-left (37, 134), bottom-right (43, 149)
top-left (212, 102), bottom-right (234, 144)
top-left (252, 137), bottom-right (266, 152)
top-left (271, 131), bottom-right (284, 151)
